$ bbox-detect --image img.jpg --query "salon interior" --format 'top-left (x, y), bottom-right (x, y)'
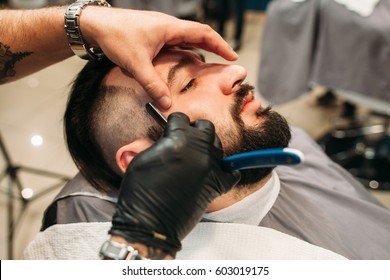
top-left (1, 0), bottom-right (390, 259)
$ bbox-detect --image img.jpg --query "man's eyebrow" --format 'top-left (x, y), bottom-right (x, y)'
top-left (167, 54), bottom-right (202, 87)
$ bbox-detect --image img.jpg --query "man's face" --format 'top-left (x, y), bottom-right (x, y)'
top-left (154, 49), bottom-right (257, 147)
top-left (155, 48), bottom-right (292, 185)
top-left (107, 48), bottom-right (290, 185)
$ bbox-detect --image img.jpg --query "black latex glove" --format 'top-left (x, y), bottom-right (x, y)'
top-left (109, 112), bottom-right (240, 256)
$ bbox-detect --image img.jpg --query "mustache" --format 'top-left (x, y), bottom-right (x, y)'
top-left (236, 83), bottom-right (255, 103)
top-left (230, 83), bottom-right (254, 123)
top-left (230, 83), bottom-right (273, 128)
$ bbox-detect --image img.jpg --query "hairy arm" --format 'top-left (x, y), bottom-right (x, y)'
top-left (0, 7), bottom-right (72, 84)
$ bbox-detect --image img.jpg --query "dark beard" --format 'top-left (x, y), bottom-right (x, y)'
top-left (147, 83), bottom-right (291, 187)
top-left (225, 84), bottom-right (291, 186)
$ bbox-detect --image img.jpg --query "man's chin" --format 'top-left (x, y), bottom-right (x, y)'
top-left (235, 167), bottom-right (273, 188)
top-left (224, 103), bottom-right (291, 190)
top-left (228, 109), bottom-right (291, 189)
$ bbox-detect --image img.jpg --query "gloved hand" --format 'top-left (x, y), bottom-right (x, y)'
top-left (109, 112), bottom-right (240, 256)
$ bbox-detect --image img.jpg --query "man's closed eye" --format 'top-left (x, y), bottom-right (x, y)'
top-left (181, 78), bottom-right (196, 93)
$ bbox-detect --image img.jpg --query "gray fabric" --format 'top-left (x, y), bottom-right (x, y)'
top-left (24, 222), bottom-right (347, 260)
top-left (258, 0), bottom-right (390, 105)
top-left (42, 127), bottom-right (390, 259)
top-left (40, 172), bottom-right (118, 231)
top-left (260, 127), bottom-right (390, 259)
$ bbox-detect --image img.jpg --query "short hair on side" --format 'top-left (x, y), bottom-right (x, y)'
top-left (64, 57), bottom-right (160, 193)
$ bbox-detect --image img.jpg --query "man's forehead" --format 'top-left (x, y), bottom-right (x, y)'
top-left (154, 48), bottom-right (205, 63)
top-left (102, 48), bottom-right (205, 91)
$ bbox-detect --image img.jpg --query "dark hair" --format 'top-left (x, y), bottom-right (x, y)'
top-left (64, 58), bottom-right (117, 192)
top-left (64, 57), bottom-right (160, 193)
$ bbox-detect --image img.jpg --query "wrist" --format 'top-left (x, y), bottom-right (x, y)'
top-left (77, 5), bottom-right (109, 49)
top-left (107, 234), bottom-right (174, 260)
top-left (64, 0), bottom-right (111, 60)
top-left (109, 224), bottom-right (181, 258)
top-left (110, 235), bottom-right (148, 257)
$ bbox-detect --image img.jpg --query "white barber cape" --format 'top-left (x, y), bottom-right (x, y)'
top-left (24, 222), bottom-right (346, 260)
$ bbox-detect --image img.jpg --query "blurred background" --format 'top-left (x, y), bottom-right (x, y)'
top-left (1, 0), bottom-right (389, 259)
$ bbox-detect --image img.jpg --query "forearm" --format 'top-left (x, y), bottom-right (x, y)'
top-left (0, 7), bottom-right (73, 84)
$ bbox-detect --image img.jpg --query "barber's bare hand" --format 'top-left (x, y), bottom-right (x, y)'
top-left (80, 7), bottom-right (238, 109)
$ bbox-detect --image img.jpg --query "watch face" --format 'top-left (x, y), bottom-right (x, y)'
top-left (106, 244), bottom-right (125, 255)
top-left (100, 240), bottom-right (128, 260)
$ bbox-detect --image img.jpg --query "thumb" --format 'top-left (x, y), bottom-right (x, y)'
top-left (132, 63), bottom-right (172, 109)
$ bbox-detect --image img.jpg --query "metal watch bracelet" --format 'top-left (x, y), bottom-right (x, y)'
top-left (99, 239), bottom-right (149, 260)
top-left (64, 0), bottom-right (111, 60)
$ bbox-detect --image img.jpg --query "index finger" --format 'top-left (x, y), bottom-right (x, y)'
top-left (166, 22), bottom-right (238, 61)
top-left (166, 112), bottom-right (191, 132)
top-left (193, 119), bottom-right (218, 146)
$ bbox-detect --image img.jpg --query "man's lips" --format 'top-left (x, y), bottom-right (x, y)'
top-left (240, 90), bottom-right (260, 113)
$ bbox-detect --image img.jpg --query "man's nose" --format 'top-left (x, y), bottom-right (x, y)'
top-left (214, 64), bottom-right (247, 95)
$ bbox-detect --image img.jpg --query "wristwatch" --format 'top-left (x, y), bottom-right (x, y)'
top-left (64, 0), bottom-right (111, 60)
top-left (99, 239), bottom-right (148, 260)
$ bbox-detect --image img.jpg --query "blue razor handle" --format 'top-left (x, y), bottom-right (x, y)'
top-left (222, 148), bottom-right (304, 171)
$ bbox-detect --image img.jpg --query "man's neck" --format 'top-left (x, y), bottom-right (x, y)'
top-left (206, 173), bottom-right (272, 213)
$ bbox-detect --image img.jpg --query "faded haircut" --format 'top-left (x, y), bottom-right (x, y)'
top-left (64, 57), bottom-right (160, 193)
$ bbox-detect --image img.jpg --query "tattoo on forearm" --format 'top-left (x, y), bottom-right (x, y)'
top-left (0, 42), bottom-right (33, 84)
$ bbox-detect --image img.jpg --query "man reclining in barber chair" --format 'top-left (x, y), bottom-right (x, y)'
top-left (25, 48), bottom-right (390, 260)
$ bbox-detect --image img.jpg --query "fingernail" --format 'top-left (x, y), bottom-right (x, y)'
top-left (158, 96), bottom-right (171, 109)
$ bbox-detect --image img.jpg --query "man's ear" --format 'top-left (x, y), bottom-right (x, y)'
top-left (116, 138), bottom-right (154, 174)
